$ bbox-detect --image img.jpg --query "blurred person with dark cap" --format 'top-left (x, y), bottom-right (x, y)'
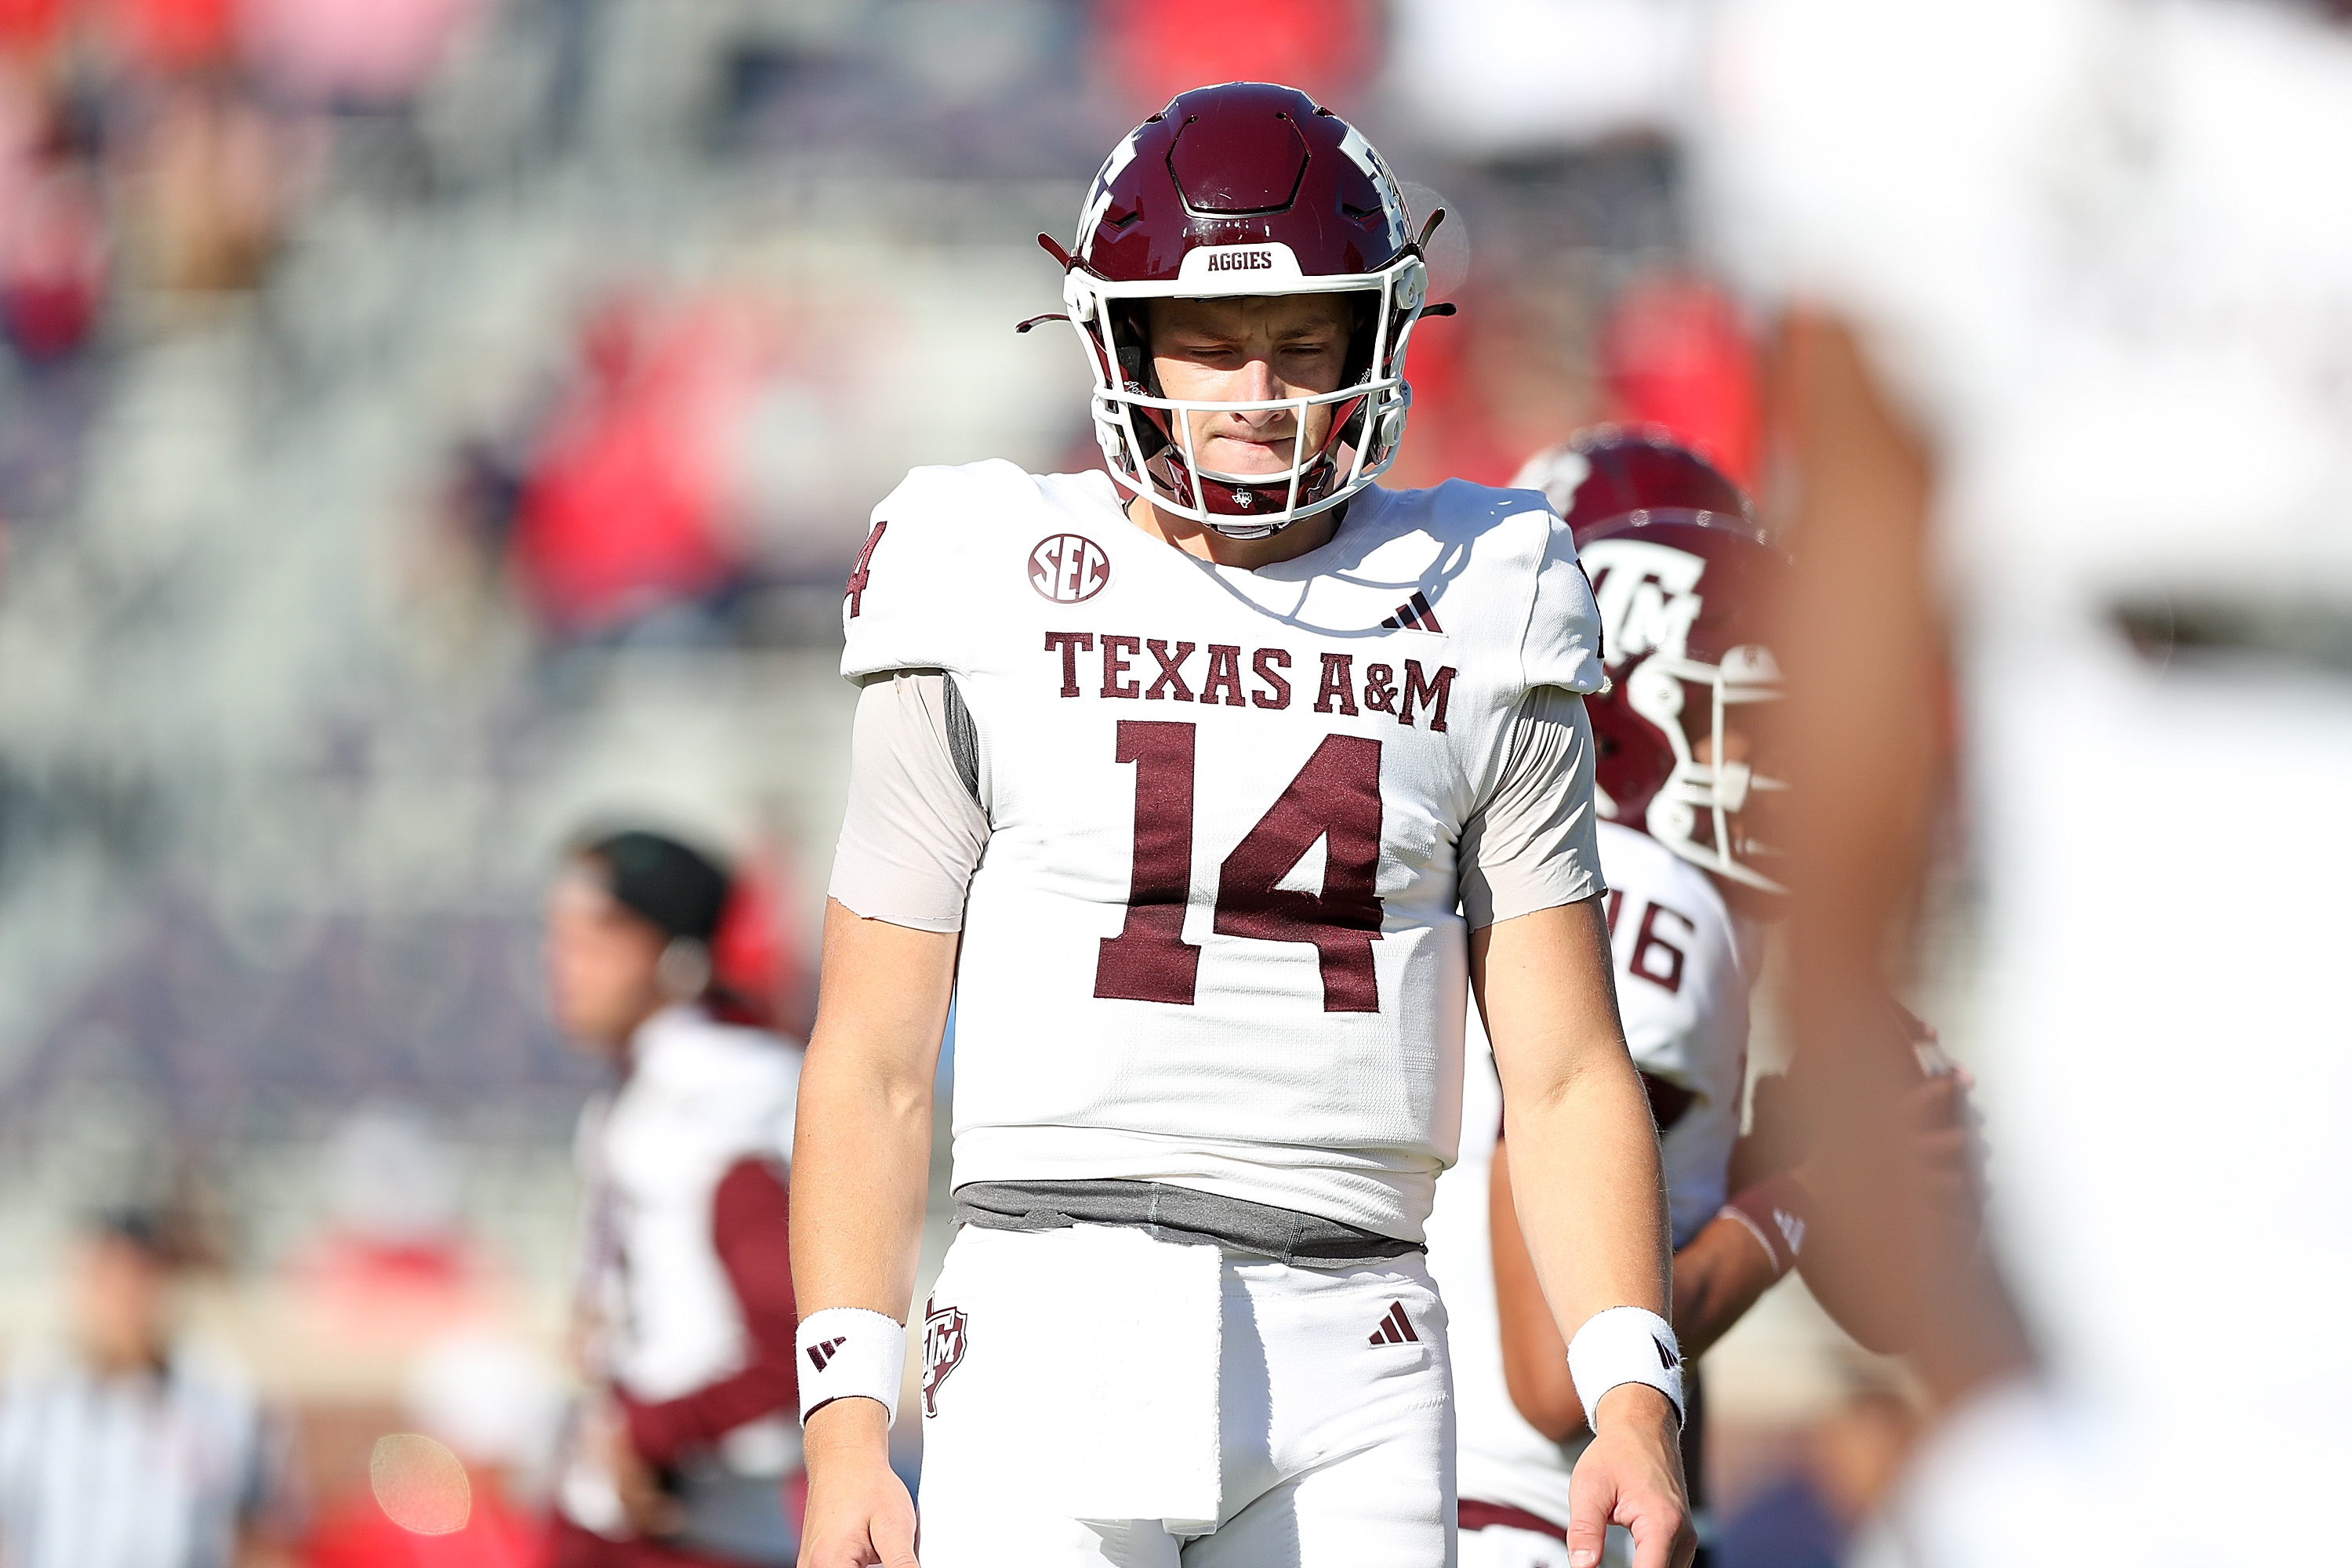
top-left (1697, 0), bottom-right (2352, 1564)
top-left (0, 1209), bottom-right (297, 1568)
top-left (546, 829), bottom-right (804, 1568)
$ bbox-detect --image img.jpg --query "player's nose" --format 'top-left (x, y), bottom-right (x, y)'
top-left (1230, 353), bottom-right (1283, 408)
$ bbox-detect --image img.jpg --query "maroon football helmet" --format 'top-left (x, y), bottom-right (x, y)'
top-left (1052, 82), bottom-right (1432, 539)
top-left (1578, 508), bottom-right (1791, 896)
top-left (1512, 424), bottom-right (1751, 537)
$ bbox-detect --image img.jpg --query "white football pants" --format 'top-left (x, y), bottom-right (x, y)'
top-left (915, 1223), bottom-right (1454, 1566)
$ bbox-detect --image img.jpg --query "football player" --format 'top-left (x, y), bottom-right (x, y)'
top-left (1435, 437), bottom-right (1979, 1568)
top-left (1429, 453), bottom-right (1798, 1568)
top-left (789, 84), bottom-right (1693, 1568)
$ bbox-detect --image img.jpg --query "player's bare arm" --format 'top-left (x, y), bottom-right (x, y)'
top-left (791, 903), bottom-right (957, 1568)
top-left (1475, 897), bottom-right (1695, 1568)
top-left (1488, 1127), bottom-right (1783, 1442)
top-left (1769, 309), bottom-right (2027, 1406)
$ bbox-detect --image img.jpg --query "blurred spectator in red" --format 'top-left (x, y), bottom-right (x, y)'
top-left (1600, 272), bottom-right (1761, 490)
top-left (704, 843), bottom-right (803, 1038)
top-left (101, 0), bottom-right (236, 77)
top-left (509, 293), bottom-right (774, 643)
top-left (0, 66), bottom-right (106, 362)
top-left (546, 829), bottom-right (803, 1568)
top-left (1715, 1384), bottom-right (1921, 1568)
top-left (1092, 0), bottom-right (1379, 114)
top-left (1386, 270), bottom-right (1599, 490)
top-left (0, 0), bottom-right (64, 56)
top-left (0, 1208), bottom-right (302, 1568)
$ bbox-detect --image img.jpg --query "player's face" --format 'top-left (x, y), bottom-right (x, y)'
top-left (1694, 704), bottom-right (1791, 903)
top-left (1145, 295), bottom-right (1353, 477)
top-left (543, 866), bottom-right (666, 1053)
top-left (73, 1236), bottom-right (168, 1371)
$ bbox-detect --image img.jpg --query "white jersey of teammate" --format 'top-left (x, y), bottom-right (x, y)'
top-left (836, 459), bottom-right (1605, 1243)
top-left (1428, 818), bottom-right (1760, 1537)
top-left (1701, 2), bottom-right (2352, 1563)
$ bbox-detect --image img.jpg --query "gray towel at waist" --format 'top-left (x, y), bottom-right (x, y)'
top-left (952, 1178), bottom-right (1419, 1269)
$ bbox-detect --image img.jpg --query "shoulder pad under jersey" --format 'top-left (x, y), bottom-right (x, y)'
top-left (840, 460), bottom-right (1038, 680)
top-left (1365, 480), bottom-right (1605, 702)
top-left (1515, 493), bottom-right (1606, 699)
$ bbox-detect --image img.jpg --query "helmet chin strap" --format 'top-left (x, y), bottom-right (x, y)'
top-left (1200, 514), bottom-right (1290, 541)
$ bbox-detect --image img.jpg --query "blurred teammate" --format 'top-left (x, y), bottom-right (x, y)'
top-left (1699, 1), bottom-right (2352, 1562)
top-left (1430, 447), bottom-right (1793, 1568)
top-left (547, 829), bottom-right (804, 1568)
top-left (793, 82), bottom-right (1690, 1568)
top-left (0, 1209), bottom-right (294, 1568)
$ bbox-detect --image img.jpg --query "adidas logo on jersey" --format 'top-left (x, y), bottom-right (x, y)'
top-left (1367, 1301), bottom-right (1420, 1346)
top-left (1773, 1208), bottom-right (1807, 1260)
top-left (806, 1337), bottom-right (849, 1371)
top-left (1379, 590), bottom-right (1444, 634)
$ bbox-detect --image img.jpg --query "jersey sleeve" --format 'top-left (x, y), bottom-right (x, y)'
top-left (1519, 510), bottom-right (1607, 698)
top-left (1457, 685), bottom-right (1604, 928)
top-left (828, 671), bottom-right (991, 932)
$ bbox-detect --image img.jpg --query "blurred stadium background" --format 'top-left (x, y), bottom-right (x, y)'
top-left (0, 0), bottom-right (1934, 1552)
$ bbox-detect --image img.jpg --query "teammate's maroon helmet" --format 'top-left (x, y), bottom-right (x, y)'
top-left (1577, 509), bottom-right (1791, 896)
top-left (1051, 82), bottom-right (1433, 539)
top-left (1512, 424), bottom-right (1750, 538)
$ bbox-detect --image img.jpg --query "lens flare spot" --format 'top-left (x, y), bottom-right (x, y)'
top-left (370, 1432), bottom-right (471, 1534)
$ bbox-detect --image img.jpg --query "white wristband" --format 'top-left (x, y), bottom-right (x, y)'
top-left (797, 1307), bottom-right (907, 1425)
top-left (1566, 1305), bottom-right (1686, 1430)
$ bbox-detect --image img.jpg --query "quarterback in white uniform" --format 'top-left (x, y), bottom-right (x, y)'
top-left (789, 84), bottom-right (1693, 1568)
top-left (1699, 1), bottom-right (2352, 1563)
top-left (1428, 451), bottom-right (1806, 1568)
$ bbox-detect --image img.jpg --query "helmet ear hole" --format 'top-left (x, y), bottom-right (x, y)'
top-left (1111, 301), bottom-right (1155, 393)
top-left (1342, 292), bottom-right (1381, 386)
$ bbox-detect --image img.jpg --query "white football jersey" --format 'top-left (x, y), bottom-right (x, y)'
top-left (839, 461), bottom-right (1606, 1242)
top-left (1427, 818), bottom-right (1761, 1527)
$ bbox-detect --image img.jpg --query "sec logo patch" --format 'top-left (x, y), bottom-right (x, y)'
top-left (1029, 533), bottom-right (1109, 603)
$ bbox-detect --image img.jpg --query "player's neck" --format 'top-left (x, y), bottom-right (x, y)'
top-left (1125, 492), bottom-right (1343, 571)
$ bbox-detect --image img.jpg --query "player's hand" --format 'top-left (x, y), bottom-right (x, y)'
top-left (1901, 1068), bottom-right (1982, 1227)
top-left (799, 1398), bottom-right (918, 1568)
top-left (1566, 1383), bottom-right (1694, 1568)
